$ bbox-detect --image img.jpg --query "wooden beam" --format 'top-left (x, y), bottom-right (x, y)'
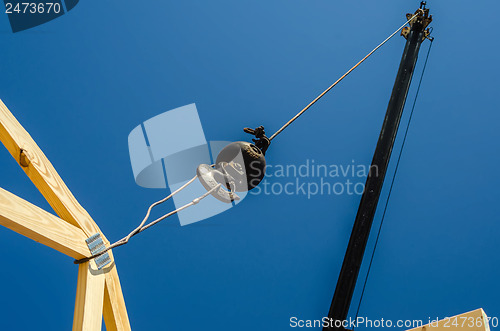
top-left (0, 186), bottom-right (91, 259)
top-left (406, 308), bottom-right (489, 330)
top-left (0, 98), bottom-right (103, 237)
top-left (73, 261), bottom-right (106, 331)
top-left (103, 253), bottom-right (132, 331)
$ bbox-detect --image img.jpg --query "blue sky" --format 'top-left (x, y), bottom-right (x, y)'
top-left (0, 0), bottom-right (499, 330)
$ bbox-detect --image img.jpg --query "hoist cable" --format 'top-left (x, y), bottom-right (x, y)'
top-left (268, 13), bottom-right (419, 142)
top-left (75, 176), bottom-right (220, 264)
top-left (353, 39), bottom-right (434, 325)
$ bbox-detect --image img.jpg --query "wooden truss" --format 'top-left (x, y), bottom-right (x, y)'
top-left (0, 99), bottom-right (130, 330)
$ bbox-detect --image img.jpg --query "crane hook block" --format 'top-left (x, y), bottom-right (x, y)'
top-left (196, 141), bottom-right (267, 203)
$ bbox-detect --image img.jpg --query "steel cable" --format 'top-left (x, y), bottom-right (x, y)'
top-left (269, 13), bottom-right (420, 141)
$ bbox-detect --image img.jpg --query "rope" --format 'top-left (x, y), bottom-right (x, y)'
top-left (268, 13), bottom-right (420, 142)
top-left (353, 39), bottom-right (434, 325)
top-left (75, 176), bottom-right (220, 264)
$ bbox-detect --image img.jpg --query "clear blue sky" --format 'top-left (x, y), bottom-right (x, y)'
top-left (0, 0), bottom-right (498, 330)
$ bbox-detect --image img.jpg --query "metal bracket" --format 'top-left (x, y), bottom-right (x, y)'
top-left (85, 233), bottom-right (111, 270)
top-left (401, 26), bottom-right (411, 39)
top-left (402, 7), bottom-right (433, 41)
top-left (243, 126), bottom-right (270, 155)
top-left (402, 27), bottom-right (433, 41)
